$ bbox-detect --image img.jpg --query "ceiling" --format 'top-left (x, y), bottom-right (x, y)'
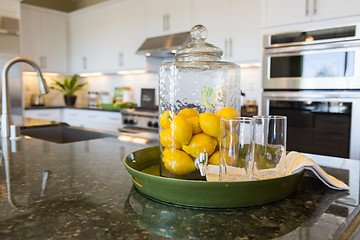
top-left (21, 0), bottom-right (109, 12)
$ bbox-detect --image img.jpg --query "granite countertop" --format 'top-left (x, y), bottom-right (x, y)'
top-left (0, 133), bottom-right (359, 239)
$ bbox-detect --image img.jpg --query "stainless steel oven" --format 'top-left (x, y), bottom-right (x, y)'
top-left (262, 91), bottom-right (360, 160)
top-left (263, 25), bottom-right (360, 90)
top-left (262, 25), bottom-right (360, 160)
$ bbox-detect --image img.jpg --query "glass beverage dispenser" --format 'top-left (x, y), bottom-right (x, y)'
top-left (159, 25), bottom-right (241, 180)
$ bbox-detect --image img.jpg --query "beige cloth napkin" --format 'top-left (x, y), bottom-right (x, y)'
top-left (206, 151), bottom-right (350, 191)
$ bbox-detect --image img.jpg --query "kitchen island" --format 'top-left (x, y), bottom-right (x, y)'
top-left (0, 130), bottom-right (358, 239)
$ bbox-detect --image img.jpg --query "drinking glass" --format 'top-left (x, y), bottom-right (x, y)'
top-left (253, 115), bottom-right (287, 179)
top-left (219, 117), bottom-right (254, 182)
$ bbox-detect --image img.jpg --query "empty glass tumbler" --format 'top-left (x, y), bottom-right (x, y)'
top-left (253, 115), bottom-right (287, 179)
top-left (219, 117), bottom-right (254, 182)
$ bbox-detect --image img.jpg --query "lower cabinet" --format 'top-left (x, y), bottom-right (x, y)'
top-left (24, 108), bottom-right (122, 132)
top-left (63, 109), bottom-right (122, 132)
top-left (24, 109), bottom-right (62, 121)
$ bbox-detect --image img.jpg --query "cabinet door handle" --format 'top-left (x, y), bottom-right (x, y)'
top-left (44, 56), bottom-right (47, 69)
top-left (109, 117), bottom-right (120, 121)
top-left (163, 14), bottom-right (166, 31)
top-left (313, 0), bottom-right (317, 15)
top-left (87, 115), bottom-right (97, 119)
top-left (305, 0), bottom-right (309, 16)
top-left (83, 57), bottom-right (87, 70)
top-left (229, 38), bottom-right (233, 58)
top-left (40, 56), bottom-right (43, 68)
top-left (118, 52), bottom-right (124, 67)
top-left (166, 14), bottom-right (170, 31)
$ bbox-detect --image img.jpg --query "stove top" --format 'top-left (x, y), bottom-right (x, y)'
top-left (120, 108), bottom-right (158, 132)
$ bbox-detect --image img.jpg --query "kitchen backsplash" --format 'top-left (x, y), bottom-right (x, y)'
top-left (23, 74), bottom-right (88, 107)
top-left (23, 66), bottom-right (260, 108)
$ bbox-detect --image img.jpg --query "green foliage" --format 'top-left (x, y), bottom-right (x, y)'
top-left (49, 75), bottom-right (87, 96)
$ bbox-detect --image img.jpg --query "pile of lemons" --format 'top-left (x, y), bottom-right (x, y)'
top-left (159, 107), bottom-right (239, 176)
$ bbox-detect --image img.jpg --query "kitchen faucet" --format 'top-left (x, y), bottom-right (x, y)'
top-left (1, 57), bottom-right (49, 138)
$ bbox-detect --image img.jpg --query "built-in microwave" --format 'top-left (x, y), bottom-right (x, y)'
top-left (263, 25), bottom-right (360, 90)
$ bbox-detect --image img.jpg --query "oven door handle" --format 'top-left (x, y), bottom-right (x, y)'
top-left (264, 40), bottom-right (360, 55)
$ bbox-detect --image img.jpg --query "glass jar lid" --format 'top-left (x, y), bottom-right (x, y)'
top-left (175, 25), bottom-right (223, 61)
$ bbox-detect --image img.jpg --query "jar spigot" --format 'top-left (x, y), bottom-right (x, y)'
top-left (195, 152), bottom-right (208, 176)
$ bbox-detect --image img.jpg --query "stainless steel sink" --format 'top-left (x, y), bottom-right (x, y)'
top-left (20, 125), bottom-right (117, 144)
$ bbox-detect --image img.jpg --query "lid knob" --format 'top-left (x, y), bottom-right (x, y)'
top-left (190, 25), bottom-right (208, 42)
top-left (175, 24), bottom-right (223, 61)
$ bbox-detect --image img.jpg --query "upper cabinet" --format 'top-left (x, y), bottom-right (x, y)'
top-left (69, 0), bottom-right (147, 74)
top-left (101, 0), bottom-right (146, 72)
top-left (311, 0), bottom-right (360, 21)
top-left (145, 0), bottom-right (192, 37)
top-left (69, 7), bottom-right (104, 74)
top-left (193, 0), bottom-right (261, 64)
top-left (0, 0), bottom-right (20, 18)
top-left (262, 0), bottom-right (360, 28)
top-left (20, 5), bottom-right (67, 74)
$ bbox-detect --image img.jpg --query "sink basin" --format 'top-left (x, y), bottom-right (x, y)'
top-left (20, 125), bottom-right (117, 144)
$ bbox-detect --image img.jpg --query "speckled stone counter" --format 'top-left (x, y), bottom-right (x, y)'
top-left (0, 134), bottom-right (359, 239)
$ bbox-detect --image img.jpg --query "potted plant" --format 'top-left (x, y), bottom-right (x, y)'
top-left (50, 75), bottom-right (88, 106)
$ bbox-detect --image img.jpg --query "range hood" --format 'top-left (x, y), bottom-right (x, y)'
top-left (136, 32), bottom-right (190, 58)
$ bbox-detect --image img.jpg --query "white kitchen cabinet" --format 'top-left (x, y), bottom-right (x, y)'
top-left (20, 5), bottom-right (67, 74)
top-left (192, 0), bottom-right (229, 55)
top-left (193, 0), bottom-right (261, 63)
top-left (25, 108), bottom-right (122, 132)
top-left (311, 0), bottom-right (360, 21)
top-left (229, 0), bottom-right (261, 64)
top-left (63, 109), bottom-right (122, 132)
top-left (24, 109), bottom-right (62, 122)
top-left (69, 8), bottom-right (104, 74)
top-left (70, 0), bottom-right (146, 74)
top-left (262, 0), bottom-right (360, 28)
top-left (101, 0), bottom-right (146, 72)
top-left (0, 0), bottom-right (20, 18)
top-left (69, 12), bottom-right (87, 74)
top-left (145, 0), bottom-right (192, 37)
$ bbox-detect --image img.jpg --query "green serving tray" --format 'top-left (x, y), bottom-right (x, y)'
top-left (123, 146), bottom-right (304, 208)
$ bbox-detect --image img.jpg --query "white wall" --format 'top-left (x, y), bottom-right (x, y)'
top-left (23, 66), bottom-right (261, 108)
top-left (240, 66), bottom-right (261, 106)
top-left (23, 73), bottom-right (88, 107)
top-left (85, 72), bottom-right (158, 106)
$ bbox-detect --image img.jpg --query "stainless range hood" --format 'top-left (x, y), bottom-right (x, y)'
top-left (136, 32), bottom-right (190, 58)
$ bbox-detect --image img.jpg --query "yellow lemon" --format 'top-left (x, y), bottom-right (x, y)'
top-left (207, 150), bottom-right (234, 165)
top-left (172, 115), bottom-right (193, 145)
top-left (163, 150), bottom-right (195, 175)
top-left (215, 107), bottom-right (240, 119)
top-left (188, 116), bottom-right (203, 134)
top-left (178, 108), bottom-right (199, 118)
top-left (159, 110), bottom-right (175, 129)
top-left (160, 128), bottom-right (182, 149)
top-left (162, 148), bottom-right (174, 157)
top-left (199, 112), bottom-right (220, 138)
top-left (219, 149), bottom-right (236, 165)
top-left (182, 133), bottom-right (217, 158)
top-left (209, 151), bottom-right (220, 165)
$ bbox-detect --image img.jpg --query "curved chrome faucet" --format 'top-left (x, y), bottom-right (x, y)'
top-left (1, 57), bottom-right (50, 138)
